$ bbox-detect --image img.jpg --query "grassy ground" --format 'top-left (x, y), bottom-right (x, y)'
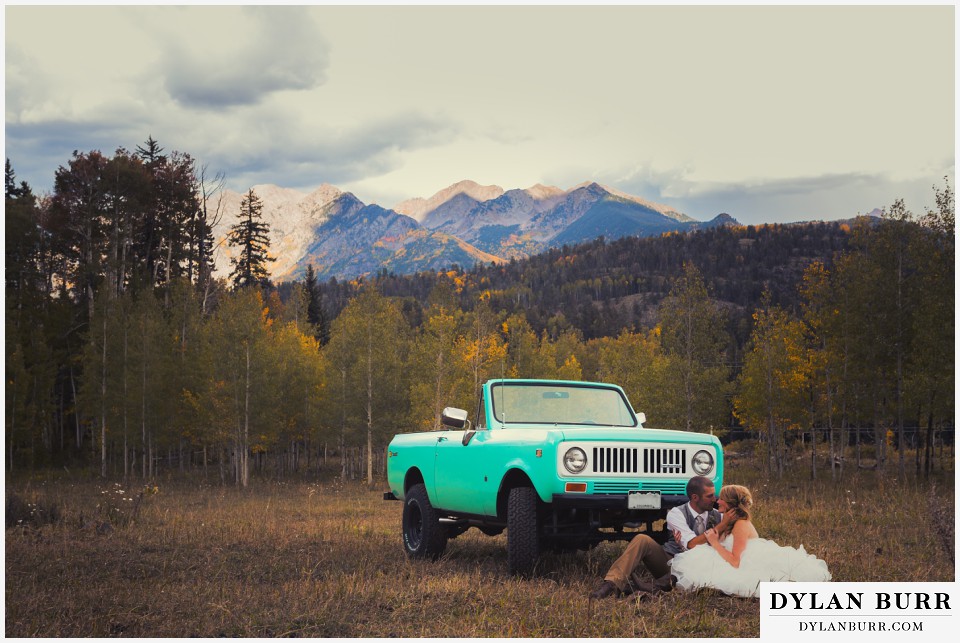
top-left (5, 453), bottom-right (954, 637)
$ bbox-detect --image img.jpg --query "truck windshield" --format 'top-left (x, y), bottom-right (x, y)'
top-left (490, 383), bottom-right (637, 427)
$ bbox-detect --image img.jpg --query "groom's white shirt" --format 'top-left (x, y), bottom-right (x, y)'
top-left (665, 502), bottom-right (714, 551)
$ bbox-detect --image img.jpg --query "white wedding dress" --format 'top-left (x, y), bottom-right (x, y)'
top-left (669, 534), bottom-right (831, 598)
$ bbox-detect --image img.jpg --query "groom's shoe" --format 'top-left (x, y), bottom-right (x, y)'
top-left (625, 581), bottom-right (658, 596)
top-left (589, 580), bottom-right (620, 599)
top-left (653, 573), bottom-right (677, 592)
top-left (626, 573), bottom-right (657, 596)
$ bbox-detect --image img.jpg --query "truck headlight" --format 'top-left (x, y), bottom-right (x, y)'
top-left (563, 447), bottom-right (587, 474)
top-left (691, 450), bottom-right (715, 475)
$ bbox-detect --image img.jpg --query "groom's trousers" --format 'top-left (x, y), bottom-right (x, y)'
top-left (603, 534), bottom-right (672, 591)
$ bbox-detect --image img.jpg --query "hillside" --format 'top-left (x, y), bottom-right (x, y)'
top-left (285, 219), bottom-right (857, 347)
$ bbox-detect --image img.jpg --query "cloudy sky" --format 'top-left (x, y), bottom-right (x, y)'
top-left (4, 5), bottom-right (955, 224)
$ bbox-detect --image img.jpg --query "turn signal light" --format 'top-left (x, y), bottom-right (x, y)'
top-left (565, 482), bottom-right (587, 493)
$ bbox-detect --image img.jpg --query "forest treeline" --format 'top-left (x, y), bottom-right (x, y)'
top-left (4, 142), bottom-right (955, 486)
top-left (287, 217), bottom-right (855, 350)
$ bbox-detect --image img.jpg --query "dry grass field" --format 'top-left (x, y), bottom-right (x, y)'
top-left (5, 452), bottom-right (955, 638)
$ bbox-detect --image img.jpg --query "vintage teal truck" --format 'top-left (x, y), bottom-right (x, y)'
top-left (384, 379), bottom-right (724, 575)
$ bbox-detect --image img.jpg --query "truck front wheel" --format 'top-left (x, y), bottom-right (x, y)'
top-left (402, 484), bottom-right (447, 560)
top-left (507, 486), bottom-right (540, 576)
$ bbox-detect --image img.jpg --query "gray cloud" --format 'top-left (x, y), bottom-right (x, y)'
top-left (5, 117), bottom-right (156, 194)
top-left (213, 111), bottom-right (461, 192)
top-left (615, 170), bottom-right (953, 224)
top-left (159, 7), bottom-right (330, 109)
top-left (6, 88), bottom-right (459, 199)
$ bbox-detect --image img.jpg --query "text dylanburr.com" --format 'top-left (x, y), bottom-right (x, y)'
top-left (760, 582), bottom-right (955, 640)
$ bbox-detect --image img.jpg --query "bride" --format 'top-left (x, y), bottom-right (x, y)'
top-left (669, 484), bottom-right (831, 598)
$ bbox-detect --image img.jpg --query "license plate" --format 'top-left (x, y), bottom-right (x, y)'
top-left (628, 490), bottom-right (661, 510)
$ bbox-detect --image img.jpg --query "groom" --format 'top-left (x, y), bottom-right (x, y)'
top-left (589, 475), bottom-right (724, 599)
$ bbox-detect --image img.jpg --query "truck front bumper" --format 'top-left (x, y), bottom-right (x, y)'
top-left (551, 493), bottom-right (688, 512)
top-left (543, 493), bottom-right (689, 545)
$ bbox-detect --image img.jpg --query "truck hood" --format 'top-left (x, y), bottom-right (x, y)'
top-left (553, 425), bottom-right (719, 445)
top-left (389, 426), bottom-right (720, 447)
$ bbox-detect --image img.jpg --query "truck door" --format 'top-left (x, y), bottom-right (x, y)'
top-left (434, 428), bottom-right (493, 514)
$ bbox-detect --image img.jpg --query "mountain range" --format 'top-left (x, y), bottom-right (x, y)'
top-left (210, 180), bottom-right (738, 282)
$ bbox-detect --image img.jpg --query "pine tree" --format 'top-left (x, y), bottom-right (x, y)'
top-left (5, 159), bottom-right (41, 310)
top-left (135, 135), bottom-right (165, 165)
top-left (133, 137), bottom-right (166, 288)
top-left (304, 264), bottom-right (329, 344)
top-left (227, 189), bottom-right (271, 289)
top-left (6, 158), bottom-right (22, 199)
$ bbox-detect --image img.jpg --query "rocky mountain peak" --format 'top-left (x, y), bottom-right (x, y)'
top-left (304, 183), bottom-right (343, 204)
top-left (246, 183), bottom-right (305, 205)
top-left (394, 179), bottom-right (504, 222)
top-left (523, 183), bottom-right (565, 201)
top-left (568, 181), bottom-right (611, 198)
top-left (325, 192), bottom-right (364, 214)
top-left (706, 212), bottom-right (740, 227)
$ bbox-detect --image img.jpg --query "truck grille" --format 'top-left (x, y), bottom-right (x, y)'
top-left (591, 446), bottom-right (687, 475)
top-left (557, 441), bottom-right (700, 478)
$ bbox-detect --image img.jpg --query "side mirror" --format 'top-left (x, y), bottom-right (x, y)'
top-left (636, 412), bottom-right (646, 426)
top-left (441, 407), bottom-right (470, 430)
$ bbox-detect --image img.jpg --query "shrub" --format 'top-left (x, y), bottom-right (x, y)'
top-left (5, 493), bottom-right (62, 529)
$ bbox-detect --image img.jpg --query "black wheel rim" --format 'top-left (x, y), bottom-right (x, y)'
top-left (406, 502), bottom-right (423, 550)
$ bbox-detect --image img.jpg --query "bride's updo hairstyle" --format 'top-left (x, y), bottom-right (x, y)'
top-left (718, 485), bottom-right (753, 537)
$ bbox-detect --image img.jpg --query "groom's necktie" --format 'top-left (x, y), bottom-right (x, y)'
top-left (694, 513), bottom-right (706, 535)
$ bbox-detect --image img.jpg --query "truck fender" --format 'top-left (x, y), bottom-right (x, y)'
top-left (403, 467), bottom-right (426, 498)
top-left (495, 467), bottom-right (541, 521)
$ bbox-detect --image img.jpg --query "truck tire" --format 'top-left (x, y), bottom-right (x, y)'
top-left (402, 484), bottom-right (447, 560)
top-left (507, 486), bottom-right (540, 577)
